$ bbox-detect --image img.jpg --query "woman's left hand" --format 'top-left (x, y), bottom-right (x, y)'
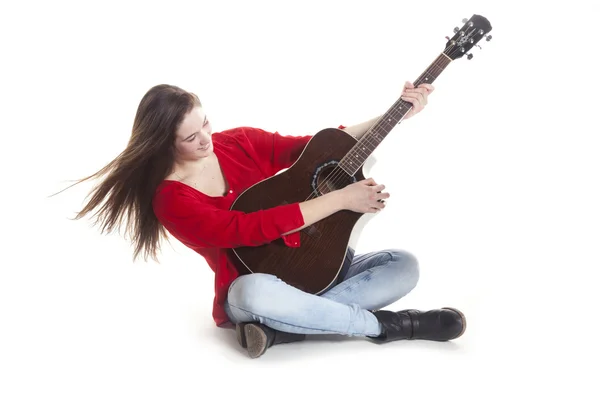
top-left (401, 81), bottom-right (435, 119)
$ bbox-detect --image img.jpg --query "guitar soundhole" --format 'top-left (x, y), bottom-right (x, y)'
top-left (312, 161), bottom-right (356, 195)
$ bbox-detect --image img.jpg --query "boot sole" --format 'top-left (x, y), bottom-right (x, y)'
top-left (236, 322), bottom-right (250, 348)
top-left (441, 307), bottom-right (467, 339)
top-left (244, 323), bottom-right (269, 358)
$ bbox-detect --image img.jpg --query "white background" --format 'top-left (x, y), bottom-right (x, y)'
top-left (2, 0), bottom-right (599, 399)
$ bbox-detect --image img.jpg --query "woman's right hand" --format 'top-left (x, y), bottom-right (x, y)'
top-left (338, 177), bottom-right (389, 213)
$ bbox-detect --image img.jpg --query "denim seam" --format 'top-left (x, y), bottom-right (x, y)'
top-left (326, 255), bottom-right (394, 302)
top-left (226, 303), bottom-right (359, 334)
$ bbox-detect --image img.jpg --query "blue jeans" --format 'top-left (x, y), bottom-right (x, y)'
top-left (224, 248), bottom-right (420, 337)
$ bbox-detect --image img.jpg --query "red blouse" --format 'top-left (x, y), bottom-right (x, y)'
top-left (152, 125), bottom-right (345, 326)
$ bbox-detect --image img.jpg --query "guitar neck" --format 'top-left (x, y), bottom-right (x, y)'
top-left (339, 53), bottom-right (452, 175)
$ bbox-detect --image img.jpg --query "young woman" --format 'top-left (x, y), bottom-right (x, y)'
top-left (65, 82), bottom-right (466, 359)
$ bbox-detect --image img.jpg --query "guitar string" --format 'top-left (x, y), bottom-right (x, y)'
top-left (303, 50), bottom-right (454, 202)
top-left (301, 47), bottom-right (456, 205)
top-left (303, 35), bottom-right (472, 203)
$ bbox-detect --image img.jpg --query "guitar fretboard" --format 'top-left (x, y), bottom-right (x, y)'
top-left (339, 53), bottom-right (452, 175)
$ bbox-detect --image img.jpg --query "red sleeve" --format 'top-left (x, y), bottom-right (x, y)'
top-left (153, 186), bottom-right (305, 249)
top-left (238, 127), bottom-right (310, 175)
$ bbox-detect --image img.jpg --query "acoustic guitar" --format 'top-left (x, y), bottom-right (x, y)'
top-left (227, 14), bottom-right (493, 294)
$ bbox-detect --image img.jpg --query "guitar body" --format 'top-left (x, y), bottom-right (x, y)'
top-left (227, 127), bottom-right (367, 294)
top-left (226, 13), bottom-right (492, 295)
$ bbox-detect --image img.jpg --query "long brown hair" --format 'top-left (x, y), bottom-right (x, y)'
top-left (51, 84), bottom-right (202, 263)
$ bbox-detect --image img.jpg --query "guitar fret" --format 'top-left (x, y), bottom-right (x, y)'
top-left (338, 162), bottom-right (353, 175)
top-left (380, 119), bottom-right (394, 131)
top-left (354, 142), bottom-right (371, 157)
top-left (421, 71), bottom-right (436, 83)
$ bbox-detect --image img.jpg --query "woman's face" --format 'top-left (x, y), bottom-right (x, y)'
top-left (173, 106), bottom-right (213, 161)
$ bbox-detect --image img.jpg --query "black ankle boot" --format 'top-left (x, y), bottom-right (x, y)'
top-left (236, 322), bottom-right (306, 358)
top-left (369, 307), bottom-right (466, 343)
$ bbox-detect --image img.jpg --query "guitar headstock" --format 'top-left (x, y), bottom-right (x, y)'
top-left (444, 14), bottom-right (492, 60)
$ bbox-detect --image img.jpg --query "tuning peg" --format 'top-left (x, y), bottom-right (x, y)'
top-left (467, 53), bottom-right (474, 60)
top-left (485, 34), bottom-right (492, 41)
top-left (462, 18), bottom-right (468, 23)
top-left (453, 26), bottom-right (459, 33)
